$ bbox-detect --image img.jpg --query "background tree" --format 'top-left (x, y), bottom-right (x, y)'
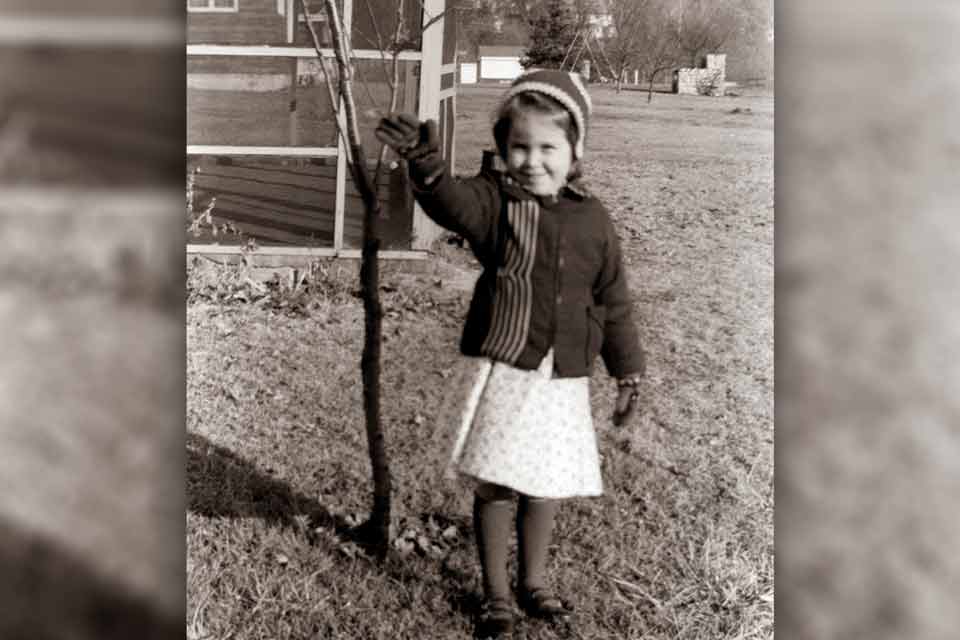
top-left (520, 0), bottom-right (579, 69)
top-left (600, 0), bottom-right (772, 97)
top-left (455, 0), bottom-right (531, 54)
top-left (603, 0), bottom-right (649, 92)
top-left (717, 0), bottom-right (773, 84)
top-left (627, 0), bottom-right (682, 102)
top-left (671, 0), bottom-right (742, 68)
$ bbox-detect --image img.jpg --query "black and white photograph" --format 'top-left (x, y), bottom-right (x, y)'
top-left (4, 1), bottom-right (960, 639)
top-left (184, 1), bottom-right (773, 638)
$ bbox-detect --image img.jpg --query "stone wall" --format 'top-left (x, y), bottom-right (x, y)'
top-left (674, 53), bottom-right (726, 96)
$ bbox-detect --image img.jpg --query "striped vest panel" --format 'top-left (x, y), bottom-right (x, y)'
top-left (480, 199), bottom-right (540, 363)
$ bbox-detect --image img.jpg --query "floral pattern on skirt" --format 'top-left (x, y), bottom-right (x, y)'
top-left (442, 349), bottom-right (603, 499)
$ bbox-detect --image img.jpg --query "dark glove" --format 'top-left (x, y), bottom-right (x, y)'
top-left (375, 113), bottom-right (445, 187)
top-left (612, 374), bottom-right (641, 427)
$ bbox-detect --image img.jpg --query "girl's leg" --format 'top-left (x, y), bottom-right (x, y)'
top-left (516, 494), bottom-right (559, 593)
top-left (516, 494), bottom-right (566, 616)
top-left (473, 482), bottom-right (515, 602)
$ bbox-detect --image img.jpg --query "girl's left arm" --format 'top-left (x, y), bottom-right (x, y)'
top-left (594, 212), bottom-right (646, 381)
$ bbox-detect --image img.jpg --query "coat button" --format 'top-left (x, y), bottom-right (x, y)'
top-left (556, 295), bottom-right (562, 304)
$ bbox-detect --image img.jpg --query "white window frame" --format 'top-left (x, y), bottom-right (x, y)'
top-left (187, 0), bottom-right (446, 257)
top-left (188, 0), bottom-right (240, 13)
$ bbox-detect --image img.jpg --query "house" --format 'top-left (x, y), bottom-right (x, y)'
top-left (478, 45), bottom-right (526, 82)
top-left (187, 0), bottom-right (457, 259)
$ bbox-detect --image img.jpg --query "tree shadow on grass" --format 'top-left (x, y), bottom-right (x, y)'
top-left (186, 431), bottom-right (352, 538)
top-left (188, 431), bottom-right (492, 632)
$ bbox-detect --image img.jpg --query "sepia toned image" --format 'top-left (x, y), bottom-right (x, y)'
top-left (186, 1), bottom-right (773, 638)
top-left (3, 0), bottom-right (959, 638)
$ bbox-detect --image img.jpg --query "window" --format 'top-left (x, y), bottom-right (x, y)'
top-left (187, 0), bottom-right (239, 12)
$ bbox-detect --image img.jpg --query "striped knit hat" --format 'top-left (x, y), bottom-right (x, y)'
top-left (498, 69), bottom-right (593, 159)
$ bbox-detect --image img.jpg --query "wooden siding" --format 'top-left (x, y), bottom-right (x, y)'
top-left (185, 0), bottom-right (454, 253)
top-left (189, 156), bottom-right (412, 249)
top-left (188, 0), bottom-right (422, 49)
top-left (188, 0), bottom-right (286, 45)
top-left (187, 57), bottom-right (418, 148)
top-left (350, 0), bottom-right (422, 51)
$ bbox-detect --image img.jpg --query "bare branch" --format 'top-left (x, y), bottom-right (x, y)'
top-left (362, 0), bottom-right (395, 90)
top-left (373, 0), bottom-right (406, 186)
top-left (300, 0), bottom-right (353, 164)
top-left (323, 0), bottom-right (361, 148)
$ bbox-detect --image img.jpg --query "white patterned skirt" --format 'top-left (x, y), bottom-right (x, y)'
top-left (440, 349), bottom-right (603, 499)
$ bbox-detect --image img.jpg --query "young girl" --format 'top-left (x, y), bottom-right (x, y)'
top-left (376, 69), bottom-right (645, 636)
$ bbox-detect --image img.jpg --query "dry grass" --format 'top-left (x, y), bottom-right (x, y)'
top-left (187, 84), bottom-right (773, 639)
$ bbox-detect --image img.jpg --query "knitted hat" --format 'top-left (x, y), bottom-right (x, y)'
top-left (498, 69), bottom-right (593, 159)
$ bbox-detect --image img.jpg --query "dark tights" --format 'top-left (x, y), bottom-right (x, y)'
top-left (473, 482), bottom-right (559, 601)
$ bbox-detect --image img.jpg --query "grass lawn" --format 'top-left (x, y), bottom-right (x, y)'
top-left (187, 83), bottom-right (773, 639)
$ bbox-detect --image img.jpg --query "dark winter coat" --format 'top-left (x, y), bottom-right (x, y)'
top-left (412, 166), bottom-right (645, 379)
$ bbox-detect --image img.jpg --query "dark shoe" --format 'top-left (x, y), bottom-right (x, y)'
top-left (517, 587), bottom-right (571, 620)
top-left (476, 598), bottom-right (515, 638)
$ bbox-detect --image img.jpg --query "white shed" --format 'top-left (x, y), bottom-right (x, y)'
top-left (460, 62), bottom-right (477, 84)
top-left (478, 45), bottom-right (524, 81)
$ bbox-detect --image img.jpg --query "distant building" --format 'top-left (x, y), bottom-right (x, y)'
top-left (585, 13), bottom-right (613, 39)
top-left (674, 54), bottom-right (727, 96)
top-left (478, 45), bottom-right (526, 81)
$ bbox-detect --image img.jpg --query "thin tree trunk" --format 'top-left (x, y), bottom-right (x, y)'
top-left (647, 77), bottom-right (655, 103)
top-left (349, 148), bottom-right (390, 558)
top-left (314, 0), bottom-right (392, 558)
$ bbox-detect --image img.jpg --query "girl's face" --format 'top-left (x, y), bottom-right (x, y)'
top-left (504, 111), bottom-right (573, 197)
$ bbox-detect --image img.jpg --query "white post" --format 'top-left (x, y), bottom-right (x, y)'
top-left (412, 0), bottom-right (445, 250)
top-left (634, 69), bottom-right (639, 85)
top-left (418, 0), bottom-right (443, 124)
top-left (286, 0), bottom-right (294, 42)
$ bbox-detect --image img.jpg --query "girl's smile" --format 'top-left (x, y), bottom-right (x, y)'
top-left (505, 112), bottom-right (574, 197)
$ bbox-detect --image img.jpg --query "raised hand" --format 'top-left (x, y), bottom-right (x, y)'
top-left (375, 113), bottom-right (444, 186)
top-left (375, 113), bottom-right (425, 157)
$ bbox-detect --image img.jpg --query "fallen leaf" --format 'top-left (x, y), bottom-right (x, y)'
top-left (416, 535), bottom-right (431, 553)
top-left (441, 526), bottom-right (459, 541)
top-left (394, 538), bottom-right (415, 557)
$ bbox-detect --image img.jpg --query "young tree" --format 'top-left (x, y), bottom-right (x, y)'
top-left (300, 0), bottom-right (449, 559)
top-left (602, 0), bottom-right (649, 93)
top-left (629, 0), bottom-right (683, 102)
top-left (520, 0), bottom-right (579, 69)
top-left (455, 0), bottom-right (498, 53)
top-left (672, 0), bottom-right (741, 67)
top-left (456, 0), bottom-right (529, 50)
